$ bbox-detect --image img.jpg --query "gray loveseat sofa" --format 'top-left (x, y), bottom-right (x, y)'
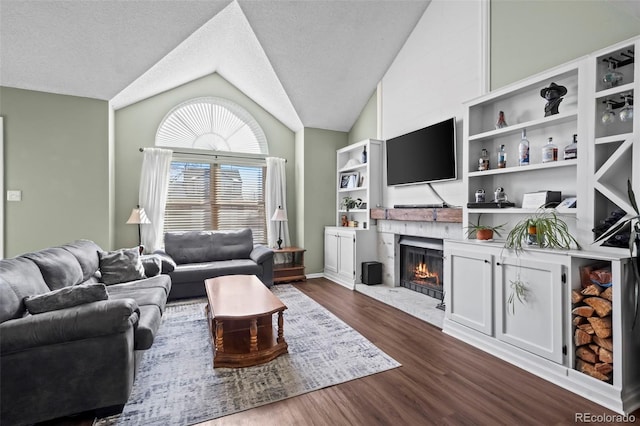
top-left (0, 239), bottom-right (171, 426)
top-left (160, 228), bottom-right (274, 300)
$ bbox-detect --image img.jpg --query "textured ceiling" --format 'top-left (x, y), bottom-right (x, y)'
top-left (0, 0), bottom-right (430, 132)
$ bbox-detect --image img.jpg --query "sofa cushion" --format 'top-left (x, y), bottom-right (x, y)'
top-left (164, 228), bottom-right (253, 264)
top-left (99, 248), bottom-right (146, 285)
top-left (0, 257), bottom-right (50, 323)
top-left (60, 240), bottom-right (102, 281)
top-left (169, 259), bottom-right (261, 285)
top-left (108, 286), bottom-right (168, 314)
top-left (24, 248), bottom-right (84, 291)
top-left (24, 283), bottom-right (108, 315)
top-left (106, 275), bottom-right (172, 297)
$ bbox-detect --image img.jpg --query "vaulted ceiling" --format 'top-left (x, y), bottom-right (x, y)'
top-left (0, 0), bottom-right (431, 132)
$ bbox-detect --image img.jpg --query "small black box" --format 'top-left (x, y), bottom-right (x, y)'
top-left (362, 261), bottom-right (382, 285)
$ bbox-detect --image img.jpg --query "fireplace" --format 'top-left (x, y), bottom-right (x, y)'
top-left (399, 236), bottom-right (445, 309)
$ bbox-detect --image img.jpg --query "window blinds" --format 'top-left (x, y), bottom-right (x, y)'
top-left (164, 160), bottom-right (266, 244)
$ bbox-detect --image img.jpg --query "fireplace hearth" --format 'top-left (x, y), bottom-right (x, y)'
top-left (399, 236), bottom-right (445, 310)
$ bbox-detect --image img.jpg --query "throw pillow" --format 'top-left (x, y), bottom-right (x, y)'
top-left (99, 247), bottom-right (146, 285)
top-left (141, 255), bottom-right (162, 277)
top-left (24, 283), bottom-right (108, 314)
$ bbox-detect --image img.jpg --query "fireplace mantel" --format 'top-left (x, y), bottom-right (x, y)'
top-left (370, 207), bottom-right (462, 223)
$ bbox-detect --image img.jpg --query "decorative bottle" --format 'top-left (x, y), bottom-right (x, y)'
top-left (478, 148), bottom-right (490, 171)
top-left (495, 111), bottom-right (508, 129)
top-left (518, 129), bottom-right (530, 166)
top-left (564, 134), bottom-right (578, 160)
top-left (497, 145), bottom-right (507, 169)
top-left (362, 146), bottom-right (367, 164)
top-left (541, 137), bottom-right (558, 163)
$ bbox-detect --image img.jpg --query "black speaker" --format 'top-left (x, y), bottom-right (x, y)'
top-left (361, 261), bottom-right (382, 285)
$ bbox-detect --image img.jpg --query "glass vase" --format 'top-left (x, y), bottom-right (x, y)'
top-left (602, 61), bottom-right (623, 88)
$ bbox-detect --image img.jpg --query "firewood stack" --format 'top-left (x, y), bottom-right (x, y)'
top-left (572, 277), bottom-right (613, 383)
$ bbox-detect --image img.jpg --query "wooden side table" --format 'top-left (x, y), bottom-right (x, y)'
top-left (272, 247), bottom-right (306, 283)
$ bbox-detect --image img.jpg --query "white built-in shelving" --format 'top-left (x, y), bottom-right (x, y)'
top-left (447, 36), bottom-right (640, 415)
top-left (324, 139), bottom-right (382, 289)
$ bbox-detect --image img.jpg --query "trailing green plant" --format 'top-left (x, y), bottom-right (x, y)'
top-left (504, 208), bottom-right (580, 254)
top-left (593, 179), bottom-right (640, 328)
top-left (465, 213), bottom-right (506, 239)
top-left (507, 277), bottom-right (528, 315)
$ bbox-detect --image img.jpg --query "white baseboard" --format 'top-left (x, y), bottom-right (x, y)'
top-left (305, 272), bottom-right (324, 279)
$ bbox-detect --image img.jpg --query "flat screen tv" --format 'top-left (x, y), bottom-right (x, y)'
top-left (386, 117), bottom-right (457, 186)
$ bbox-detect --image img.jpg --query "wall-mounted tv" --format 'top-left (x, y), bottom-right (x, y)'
top-left (386, 117), bottom-right (457, 186)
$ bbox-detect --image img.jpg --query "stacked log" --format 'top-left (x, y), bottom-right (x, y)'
top-left (572, 283), bottom-right (613, 383)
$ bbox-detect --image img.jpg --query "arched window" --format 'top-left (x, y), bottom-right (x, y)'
top-left (156, 97), bottom-right (268, 155)
top-left (157, 98), bottom-right (268, 243)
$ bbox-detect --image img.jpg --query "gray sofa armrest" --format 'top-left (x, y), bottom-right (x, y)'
top-left (250, 245), bottom-right (274, 265)
top-left (0, 298), bottom-right (139, 355)
top-left (251, 245), bottom-right (274, 287)
top-left (152, 249), bottom-right (177, 273)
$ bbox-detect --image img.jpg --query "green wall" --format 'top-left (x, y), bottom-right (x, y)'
top-left (348, 89), bottom-right (377, 145)
top-left (294, 129), bottom-right (305, 249)
top-left (113, 72), bottom-right (296, 249)
top-left (491, 0), bottom-right (640, 89)
top-left (0, 87), bottom-right (110, 257)
top-left (299, 128), bottom-right (348, 273)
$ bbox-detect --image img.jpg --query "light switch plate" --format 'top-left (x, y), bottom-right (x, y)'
top-left (7, 190), bottom-right (22, 201)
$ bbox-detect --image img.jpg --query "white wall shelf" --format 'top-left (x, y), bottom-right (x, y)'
top-left (594, 82), bottom-right (634, 98)
top-left (594, 132), bottom-right (634, 145)
top-left (468, 159), bottom-right (577, 177)
top-left (467, 207), bottom-right (577, 215)
top-left (338, 162), bottom-right (368, 173)
top-left (468, 112), bottom-right (577, 142)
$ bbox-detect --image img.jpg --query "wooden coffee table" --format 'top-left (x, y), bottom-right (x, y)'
top-left (204, 275), bottom-right (288, 368)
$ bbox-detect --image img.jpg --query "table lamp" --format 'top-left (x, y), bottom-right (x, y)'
top-left (271, 205), bottom-right (287, 249)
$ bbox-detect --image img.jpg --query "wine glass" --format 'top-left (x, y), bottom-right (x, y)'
top-left (601, 102), bottom-right (616, 125)
top-left (602, 61), bottom-right (623, 88)
top-left (619, 95), bottom-right (634, 122)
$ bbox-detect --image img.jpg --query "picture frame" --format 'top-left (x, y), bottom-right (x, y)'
top-left (339, 171), bottom-right (359, 189)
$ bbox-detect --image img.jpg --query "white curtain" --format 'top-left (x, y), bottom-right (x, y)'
top-left (139, 148), bottom-right (173, 252)
top-left (266, 157), bottom-right (290, 249)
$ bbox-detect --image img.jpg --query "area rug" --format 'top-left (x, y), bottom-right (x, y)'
top-left (96, 284), bottom-right (400, 425)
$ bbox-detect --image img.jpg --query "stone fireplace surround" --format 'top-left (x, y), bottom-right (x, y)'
top-left (375, 218), bottom-right (463, 288)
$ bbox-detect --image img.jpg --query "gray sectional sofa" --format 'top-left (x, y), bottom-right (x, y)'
top-left (0, 240), bottom-right (171, 426)
top-left (160, 228), bottom-right (274, 300)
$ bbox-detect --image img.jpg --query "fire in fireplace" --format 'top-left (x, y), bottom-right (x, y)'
top-left (399, 236), bottom-right (444, 309)
top-left (414, 262), bottom-right (440, 284)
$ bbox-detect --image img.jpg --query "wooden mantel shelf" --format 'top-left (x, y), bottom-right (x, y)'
top-left (370, 207), bottom-right (462, 223)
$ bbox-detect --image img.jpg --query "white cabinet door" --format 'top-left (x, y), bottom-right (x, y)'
top-left (495, 255), bottom-right (565, 364)
top-left (337, 231), bottom-right (355, 282)
top-left (445, 245), bottom-right (494, 336)
top-left (324, 230), bottom-right (338, 275)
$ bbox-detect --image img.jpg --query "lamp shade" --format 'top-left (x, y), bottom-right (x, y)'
top-left (271, 206), bottom-right (287, 222)
top-left (126, 207), bottom-right (151, 224)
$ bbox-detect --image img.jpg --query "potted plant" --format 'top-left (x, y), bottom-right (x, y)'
top-left (505, 208), bottom-right (580, 253)
top-left (465, 214), bottom-right (506, 241)
top-left (342, 196), bottom-right (362, 211)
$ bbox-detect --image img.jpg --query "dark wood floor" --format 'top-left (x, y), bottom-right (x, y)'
top-left (41, 277), bottom-right (637, 425)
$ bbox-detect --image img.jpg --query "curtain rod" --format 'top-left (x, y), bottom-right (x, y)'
top-left (138, 147), bottom-right (286, 162)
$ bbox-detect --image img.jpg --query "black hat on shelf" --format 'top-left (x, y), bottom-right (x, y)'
top-left (540, 82), bottom-right (567, 98)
